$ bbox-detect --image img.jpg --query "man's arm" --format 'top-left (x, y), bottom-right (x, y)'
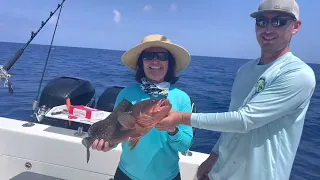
top-left (182, 68), bottom-right (316, 133)
top-left (167, 96), bottom-right (194, 152)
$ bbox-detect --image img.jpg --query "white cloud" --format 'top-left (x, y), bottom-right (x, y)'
top-left (169, 3), bottom-right (177, 11)
top-left (143, 5), bottom-right (152, 12)
top-left (113, 9), bottom-right (121, 24)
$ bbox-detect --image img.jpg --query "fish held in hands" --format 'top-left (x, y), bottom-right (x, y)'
top-left (81, 98), bottom-right (172, 163)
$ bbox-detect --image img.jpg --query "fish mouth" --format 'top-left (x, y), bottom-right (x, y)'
top-left (159, 99), bottom-right (170, 107)
top-left (156, 99), bottom-right (171, 112)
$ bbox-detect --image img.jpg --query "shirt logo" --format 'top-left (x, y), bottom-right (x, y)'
top-left (255, 77), bottom-right (266, 93)
top-left (274, 5), bottom-right (290, 12)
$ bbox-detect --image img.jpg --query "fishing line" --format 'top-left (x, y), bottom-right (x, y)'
top-left (29, 1), bottom-right (65, 122)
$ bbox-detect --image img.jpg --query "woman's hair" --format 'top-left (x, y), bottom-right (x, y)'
top-left (135, 50), bottom-right (179, 84)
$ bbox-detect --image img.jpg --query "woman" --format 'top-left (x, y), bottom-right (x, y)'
top-left (92, 34), bottom-right (193, 180)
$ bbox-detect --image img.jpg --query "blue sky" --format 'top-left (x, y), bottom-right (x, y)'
top-left (0, 0), bottom-right (319, 63)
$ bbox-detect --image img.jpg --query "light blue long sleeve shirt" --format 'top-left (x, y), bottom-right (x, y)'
top-left (191, 52), bottom-right (316, 180)
top-left (113, 83), bottom-right (193, 180)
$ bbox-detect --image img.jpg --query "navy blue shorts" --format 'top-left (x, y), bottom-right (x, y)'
top-left (114, 167), bottom-right (181, 180)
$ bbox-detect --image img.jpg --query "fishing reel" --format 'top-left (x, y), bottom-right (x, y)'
top-left (0, 65), bottom-right (13, 94)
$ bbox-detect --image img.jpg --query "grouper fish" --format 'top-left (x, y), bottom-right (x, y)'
top-left (81, 98), bottom-right (172, 163)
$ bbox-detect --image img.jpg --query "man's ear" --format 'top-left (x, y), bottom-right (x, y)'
top-left (292, 20), bottom-right (301, 35)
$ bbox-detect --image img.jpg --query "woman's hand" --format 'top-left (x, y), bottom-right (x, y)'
top-left (91, 139), bottom-right (111, 152)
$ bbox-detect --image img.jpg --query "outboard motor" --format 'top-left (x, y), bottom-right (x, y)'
top-left (96, 86), bottom-right (124, 112)
top-left (36, 76), bottom-right (95, 131)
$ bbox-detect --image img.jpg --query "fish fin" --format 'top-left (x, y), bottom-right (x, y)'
top-left (135, 124), bottom-right (148, 135)
top-left (86, 146), bottom-right (90, 163)
top-left (119, 125), bottom-right (134, 131)
top-left (128, 137), bottom-right (141, 150)
top-left (119, 126), bottom-right (127, 131)
top-left (81, 137), bottom-right (94, 163)
top-left (117, 111), bottom-right (136, 129)
top-left (113, 99), bottom-right (133, 113)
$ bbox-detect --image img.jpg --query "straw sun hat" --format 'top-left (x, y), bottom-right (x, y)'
top-left (121, 34), bottom-right (190, 73)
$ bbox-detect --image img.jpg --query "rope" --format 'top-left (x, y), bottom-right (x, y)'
top-left (30, 3), bottom-right (64, 120)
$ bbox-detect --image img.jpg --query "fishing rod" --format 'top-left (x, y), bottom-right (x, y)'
top-left (0, 0), bottom-right (66, 94)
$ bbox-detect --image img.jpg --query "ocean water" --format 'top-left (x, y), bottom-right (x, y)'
top-left (0, 41), bottom-right (319, 179)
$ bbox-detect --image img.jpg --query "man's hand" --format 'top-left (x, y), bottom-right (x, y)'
top-left (155, 110), bottom-right (182, 132)
top-left (197, 153), bottom-right (218, 180)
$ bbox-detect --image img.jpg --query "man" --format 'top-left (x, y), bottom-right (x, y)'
top-left (155, 0), bottom-right (316, 180)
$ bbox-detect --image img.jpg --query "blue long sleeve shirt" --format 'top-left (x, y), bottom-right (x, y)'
top-left (191, 52), bottom-right (316, 180)
top-left (113, 83), bottom-right (193, 180)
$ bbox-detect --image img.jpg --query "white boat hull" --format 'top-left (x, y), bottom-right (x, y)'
top-left (0, 117), bottom-right (209, 180)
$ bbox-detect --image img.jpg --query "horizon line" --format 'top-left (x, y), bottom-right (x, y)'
top-left (0, 40), bottom-right (253, 61)
top-left (1, 40), bottom-right (319, 66)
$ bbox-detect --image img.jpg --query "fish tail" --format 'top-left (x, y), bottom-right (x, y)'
top-left (128, 137), bottom-right (141, 150)
top-left (82, 137), bottom-right (94, 163)
top-left (86, 145), bottom-right (90, 163)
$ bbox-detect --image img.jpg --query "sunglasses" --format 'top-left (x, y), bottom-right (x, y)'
top-left (255, 16), bottom-right (296, 28)
top-left (141, 52), bottom-right (169, 61)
